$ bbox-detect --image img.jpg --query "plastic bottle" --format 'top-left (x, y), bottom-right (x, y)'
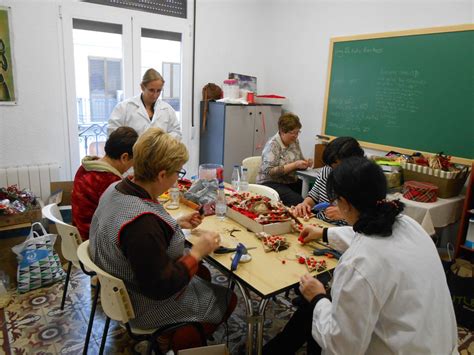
top-left (240, 167), bottom-right (249, 192)
top-left (231, 165), bottom-right (240, 191)
top-left (215, 183), bottom-right (227, 219)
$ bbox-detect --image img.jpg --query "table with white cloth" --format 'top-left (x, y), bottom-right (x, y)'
top-left (295, 168), bottom-right (322, 196)
top-left (388, 193), bottom-right (465, 236)
top-left (295, 169), bottom-right (465, 237)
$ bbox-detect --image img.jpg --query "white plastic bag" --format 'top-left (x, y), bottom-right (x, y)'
top-left (12, 222), bottom-right (65, 293)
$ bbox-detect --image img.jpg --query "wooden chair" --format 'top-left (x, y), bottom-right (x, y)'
top-left (242, 156), bottom-right (262, 184)
top-left (77, 240), bottom-right (207, 355)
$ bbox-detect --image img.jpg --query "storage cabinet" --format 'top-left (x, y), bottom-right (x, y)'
top-left (200, 102), bottom-right (282, 182)
top-left (455, 163), bottom-right (474, 259)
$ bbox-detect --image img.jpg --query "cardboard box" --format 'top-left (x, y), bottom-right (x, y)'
top-left (0, 206), bottom-right (42, 229)
top-left (313, 143), bottom-right (327, 169)
top-left (179, 344), bottom-right (229, 355)
top-left (384, 172), bottom-right (402, 188)
top-left (50, 181), bottom-right (74, 206)
top-left (226, 207), bottom-right (293, 234)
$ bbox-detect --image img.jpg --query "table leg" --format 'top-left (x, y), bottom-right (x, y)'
top-left (301, 178), bottom-right (310, 197)
top-left (256, 298), bottom-right (270, 355)
top-left (234, 280), bottom-right (255, 355)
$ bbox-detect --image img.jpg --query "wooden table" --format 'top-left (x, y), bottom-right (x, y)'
top-left (168, 204), bottom-right (337, 354)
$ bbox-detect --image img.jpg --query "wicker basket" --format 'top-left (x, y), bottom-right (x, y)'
top-left (401, 162), bottom-right (470, 198)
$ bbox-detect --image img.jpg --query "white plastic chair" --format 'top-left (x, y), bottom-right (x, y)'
top-left (242, 156), bottom-right (262, 184)
top-left (77, 240), bottom-right (207, 355)
top-left (42, 204), bottom-right (83, 308)
top-left (42, 203), bottom-right (96, 354)
top-left (248, 183), bottom-right (280, 202)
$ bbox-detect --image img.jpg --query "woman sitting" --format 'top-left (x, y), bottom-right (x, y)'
top-left (293, 136), bottom-right (364, 225)
top-left (89, 128), bottom-right (236, 352)
top-left (264, 157), bottom-right (457, 355)
top-left (256, 112), bottom-right (312, 206)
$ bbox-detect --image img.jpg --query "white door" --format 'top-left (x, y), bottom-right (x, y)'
top-left (60, 2), bottom-right (192, 176)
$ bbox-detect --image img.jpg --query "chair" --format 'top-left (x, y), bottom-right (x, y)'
top-left (42, 203), bottom-right (97, 354)
top-left (242, 156), bottom-right (262, 184)
top-left (77, 241), bottom-right (207, 355)
top-left (248, 183), bottom-right (280, 202)
top-left (42, 204), bottom-right (84, 309)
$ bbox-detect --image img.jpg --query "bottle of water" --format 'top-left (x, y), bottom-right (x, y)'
top-left (240, 167), bottom-right (249, 192)
top-left (215, 183), bottom-right (227, 219)
top-left (231, 165), bottom-right (240, 191)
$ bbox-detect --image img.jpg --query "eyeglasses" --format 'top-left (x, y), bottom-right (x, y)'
top-left (287, 130), bottom-right (301, 136)
top-left (176, 168), bottom-right (186, 179)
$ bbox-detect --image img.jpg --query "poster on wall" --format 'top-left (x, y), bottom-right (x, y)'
top-left (0, 6), bottom-right (16, 104)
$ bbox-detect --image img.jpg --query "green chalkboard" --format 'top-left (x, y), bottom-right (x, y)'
top-left (323, 25), bottom-right (474, 163)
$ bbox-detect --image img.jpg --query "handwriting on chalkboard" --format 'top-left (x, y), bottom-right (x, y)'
top-left (375, 69), bottom-right (426, 127)
top-left (334, 46), bottom-right (383, 58)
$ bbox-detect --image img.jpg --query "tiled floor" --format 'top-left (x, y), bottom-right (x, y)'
top-left (1, 264), bottom-right (473, 355)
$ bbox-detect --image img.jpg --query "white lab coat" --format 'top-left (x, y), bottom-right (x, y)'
top-left (107, 95), bottom-right (182, 140)
top-left (314, 215), bottom-right (458, 355)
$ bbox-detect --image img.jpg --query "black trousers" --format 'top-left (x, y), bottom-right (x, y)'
top-left (261, 180), bottom-right (304, 207)
top-left (263, 302), bottom-right (322, 355)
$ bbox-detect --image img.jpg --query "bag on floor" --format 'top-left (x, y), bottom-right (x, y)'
top-left (12, 222), bottom-right (65, 293)
top-left (446, 258), bottom-right (474, 329)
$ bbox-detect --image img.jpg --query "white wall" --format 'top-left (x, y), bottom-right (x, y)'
top-left (260, 0), bottom-right (474, 158)
top-left (0, 0), bottom-right (472, 179)
top-left (194, 0), bottom-right (473, 162)
top-left (0, 0), bottom-right (71, 176)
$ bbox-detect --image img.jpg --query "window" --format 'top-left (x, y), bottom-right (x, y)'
top-left (88, 57), bottom-right (122, 122)
top-left (72, 20), bottom-right (123, 158)
top-left (162, 62), bottom-right (180, 111)
top-left (61, 2), bottom-right (192, 175)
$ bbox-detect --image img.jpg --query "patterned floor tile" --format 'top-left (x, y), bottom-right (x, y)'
top-left (0, 265), bottom-right (472, 355)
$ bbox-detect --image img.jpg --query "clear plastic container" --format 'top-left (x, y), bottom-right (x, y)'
top-left (231, 165), bottom-right (240, 191)
top-left (199, 164), bottom-right (224, 181)
top-left (167, 184), bottom-right (180, 210)
top-left (223, 79), bottom-right (239, 99)
top-left (240, 167), bottom-right (249, 192)
top-left (215, 183), bottom-right (227, 219)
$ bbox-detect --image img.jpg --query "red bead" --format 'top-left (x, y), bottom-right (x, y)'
top-left (298, 257), bottom-right (305, 264)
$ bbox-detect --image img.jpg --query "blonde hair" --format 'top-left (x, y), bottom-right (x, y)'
top-left (141, 68), bottom-right (164, 86)
top-left (133, 128), bottom-right (188, 182)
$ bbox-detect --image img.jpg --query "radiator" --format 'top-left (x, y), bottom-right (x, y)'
top-left (0, 164), bottom-right (60, 203)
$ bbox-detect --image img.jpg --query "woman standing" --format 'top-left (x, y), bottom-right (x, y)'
top-left (264, 157), bottom-right (457, 355)
top-left (256, 112), bottom-right (312, 206)
top-left (108, 68), bottom-right (181, 139)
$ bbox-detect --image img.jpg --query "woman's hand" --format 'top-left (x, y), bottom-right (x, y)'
top-left (325, 206), bottom-right (343, 221)
top-left (189, 230), bottom-right (221, 261)
top-left (293, 160), bottom-right (310, 170)
top-left (293, 201), bottom-right (313, 217)
top-left (299, 274), bottom-right (326, 302)
top-left (177, 211), bottom-right (203, 229)
top-left (299, 225), bottom-right (324, 243)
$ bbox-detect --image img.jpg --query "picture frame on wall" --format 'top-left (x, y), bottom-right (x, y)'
top-left (0, 6), bottom-right (17, 105)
